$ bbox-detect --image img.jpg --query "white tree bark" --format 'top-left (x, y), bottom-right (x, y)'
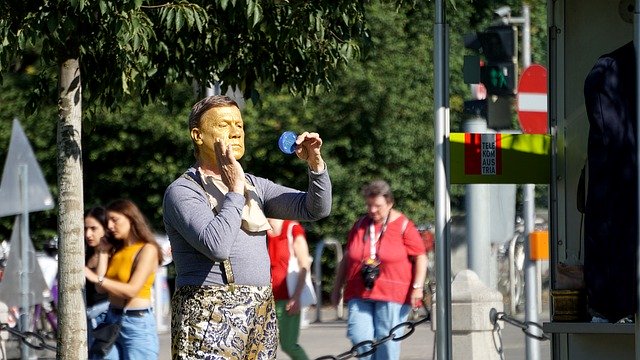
top-left (56, 58), bottom-right (86, 360)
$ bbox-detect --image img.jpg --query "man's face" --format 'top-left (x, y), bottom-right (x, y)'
top-left (192, 106), bottom-right (245, 162)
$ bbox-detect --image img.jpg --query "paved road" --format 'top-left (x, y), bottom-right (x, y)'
top-left (16, 308), bottom-right (551, 360)
top-left (155, 306), bottom-right (550, 360)
top-left (19, 304), bottom-right (550, 359)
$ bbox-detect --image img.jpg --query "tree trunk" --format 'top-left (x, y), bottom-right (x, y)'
top-left (56, 58), bottom-right (86, 360)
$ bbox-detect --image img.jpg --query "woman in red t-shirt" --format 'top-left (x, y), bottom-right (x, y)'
top-left (331, 180), bottom-right (427, 360)
top-left (267, 218), bottom-right (311, 360)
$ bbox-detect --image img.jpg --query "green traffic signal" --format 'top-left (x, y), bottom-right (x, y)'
top-left (481, 62), bottom-right (516, 96)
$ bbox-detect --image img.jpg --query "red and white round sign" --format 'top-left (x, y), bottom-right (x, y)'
top-left (517, 64), bottom-right (548, 134)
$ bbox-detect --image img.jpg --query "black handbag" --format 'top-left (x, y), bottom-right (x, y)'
top-left (90, 321), bottom-right (122, 357)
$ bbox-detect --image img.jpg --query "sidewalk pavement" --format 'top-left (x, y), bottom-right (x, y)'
top-left (157, 306), bottom-right (551, 360)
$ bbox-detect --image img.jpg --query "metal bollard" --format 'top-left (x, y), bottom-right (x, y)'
top-left (313, 238), bottom-right (343, 322)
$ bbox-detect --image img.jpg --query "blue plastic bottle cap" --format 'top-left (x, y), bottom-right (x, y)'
top-left (278, 131), bottom-right (298, 154)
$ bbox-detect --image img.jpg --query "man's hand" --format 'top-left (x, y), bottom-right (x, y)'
top-left (295, 132), bottom-right (325, 172)
top-left (215, 138), bottom-right (245, 194)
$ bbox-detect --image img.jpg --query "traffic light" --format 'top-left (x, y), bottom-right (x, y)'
top-left (464, 25), bottom-right (518, 96)
top-left (478, 25), bottom-right (517, 95)
top-left (481, 62), bottom-right (516, 96)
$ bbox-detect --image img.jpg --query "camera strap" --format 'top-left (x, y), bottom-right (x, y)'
top-left (367, 216), bottom-right (390, 260)
top-left (363, 214), bottom-right (410, 261)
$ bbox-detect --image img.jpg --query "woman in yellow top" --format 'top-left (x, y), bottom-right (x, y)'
top-left (85, 199), bottom-right (163, 359)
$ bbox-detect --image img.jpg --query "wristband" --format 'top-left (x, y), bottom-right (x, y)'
top-left (412, 283), bottom-right (423, 289)
top-left (97, 275), bottom-right (105, 287)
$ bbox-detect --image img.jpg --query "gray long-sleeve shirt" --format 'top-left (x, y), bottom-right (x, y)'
top-left (163, 166), bottom-right (331, 287)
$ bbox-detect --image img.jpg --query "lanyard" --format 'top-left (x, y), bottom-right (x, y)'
top-left (368, 216), bottom-right (389, 260)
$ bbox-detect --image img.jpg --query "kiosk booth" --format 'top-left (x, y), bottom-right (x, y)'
top-left (544, 0), bottom-right (637, 359)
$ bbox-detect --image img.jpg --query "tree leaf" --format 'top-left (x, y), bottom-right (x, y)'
top-left (133, 34), bottom-right (140, 51)
top-left (99, 0), bottom-right (108, 15)
top-left (185, 8), bottom-right (195, 29)
top-left (194, 10), bottom-right (204, 32)
top-left (220, 0), bottom-right (228, 10)
top-left (175, 9), bottom-right (184, 31)
top-left (166, 8), bottom-right (175, 29)
top-left (246, 0), bottom-right (254, 19)
top-left (252, 6), bottom-right (261, 28)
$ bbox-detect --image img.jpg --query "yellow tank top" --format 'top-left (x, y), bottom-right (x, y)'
top-left (106, 242), bottom-right (155, 300)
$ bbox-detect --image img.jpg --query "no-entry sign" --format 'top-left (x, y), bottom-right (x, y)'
top-left (517, 64), bottom-right (548, 134)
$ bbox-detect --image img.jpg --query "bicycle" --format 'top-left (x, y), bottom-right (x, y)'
top-left (497, 230), bottom-right (525, 314)
top-left (7, 292), bottom-right (58, 342)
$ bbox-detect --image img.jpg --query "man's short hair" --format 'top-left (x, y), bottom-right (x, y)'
top-left (189, 95), bottom-right (239, 130)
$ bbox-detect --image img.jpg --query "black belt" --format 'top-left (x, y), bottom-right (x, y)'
top-left (109, 308), bottom-right (151, 317)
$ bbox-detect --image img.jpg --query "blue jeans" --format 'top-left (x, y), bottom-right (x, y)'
top-left (346, 299), bottom-right (410, 360)
top-left (87, 300), bottom-right (110, 350)
top-left (99, 308), bottom-right (159, 360)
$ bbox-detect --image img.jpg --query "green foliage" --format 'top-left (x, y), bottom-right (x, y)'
top-left (0, 0), bottom-right (373, 254)
top-left (0, 0), bottom-right (549, 290)
top-left (81, 83), bottom-right (195, 226)
top-left (0, 0), bottom-right (370, 114)
top-left (242, 2), bottom-right (442, 294)
top-left (0, 73), bottom-right (196, 244)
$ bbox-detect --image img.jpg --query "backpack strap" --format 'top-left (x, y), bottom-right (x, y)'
top-left (401, 217), bottom-right (409, 236)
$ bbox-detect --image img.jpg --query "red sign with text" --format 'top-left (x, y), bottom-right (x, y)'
top-left (464, 133), bottom-right (503, 175)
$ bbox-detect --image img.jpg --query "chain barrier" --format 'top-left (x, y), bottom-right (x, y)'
top-left (489, 308), bottom-right (549, 359)
top-left (314, 315), bottom-right (430, 360)
top-left (0, 322), bottom-right (57, 352)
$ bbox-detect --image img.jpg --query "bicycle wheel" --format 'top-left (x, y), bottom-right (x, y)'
top-left (512, 241), bottom-right (526, 312)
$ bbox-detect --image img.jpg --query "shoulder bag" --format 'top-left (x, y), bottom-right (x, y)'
top-left (285, 222), bottom-right (317, 307)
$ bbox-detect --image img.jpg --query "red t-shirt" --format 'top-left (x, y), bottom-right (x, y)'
top-left (342, 214), bottom-right (426, 305)
top-left (267, 220), bottom-right (306, 300)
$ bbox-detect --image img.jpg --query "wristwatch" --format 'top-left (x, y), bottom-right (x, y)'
top-left (412, 283), bottom-right (423, 289)
top-left (97, 275), bottom-right (105, 287)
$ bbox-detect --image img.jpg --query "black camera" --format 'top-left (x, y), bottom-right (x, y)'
top-left (360, 258), bottom-right (381, 290)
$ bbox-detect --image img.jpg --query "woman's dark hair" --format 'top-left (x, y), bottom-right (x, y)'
top-left (106, 199), bottom-right (164, 265)
top-left (84, 206), bottom-right (117, 257)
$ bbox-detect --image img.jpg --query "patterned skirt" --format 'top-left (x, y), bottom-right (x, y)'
top-left (171, 285), bottom-right (278, 360)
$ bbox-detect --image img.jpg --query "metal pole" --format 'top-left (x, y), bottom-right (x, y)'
top-left (18, 165), bottom-right (30, 360)
top-left (313, 238), bottom-right (343, 322)
top-left (464, 119), bottom-right (492, 286)
top-left (523, 184), bottom-right (540, 360)
top-left (522, 5), bottom-right (531, 69)
top-left (634, 1), bottom-right (640, 358)
top-left (434, 0), bottom-right (452, 358)
top-left (520, 5), bottom-right (541, 360)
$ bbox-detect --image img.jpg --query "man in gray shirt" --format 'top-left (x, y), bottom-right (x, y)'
top-left (163, 95), bottom-right (331, 360)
